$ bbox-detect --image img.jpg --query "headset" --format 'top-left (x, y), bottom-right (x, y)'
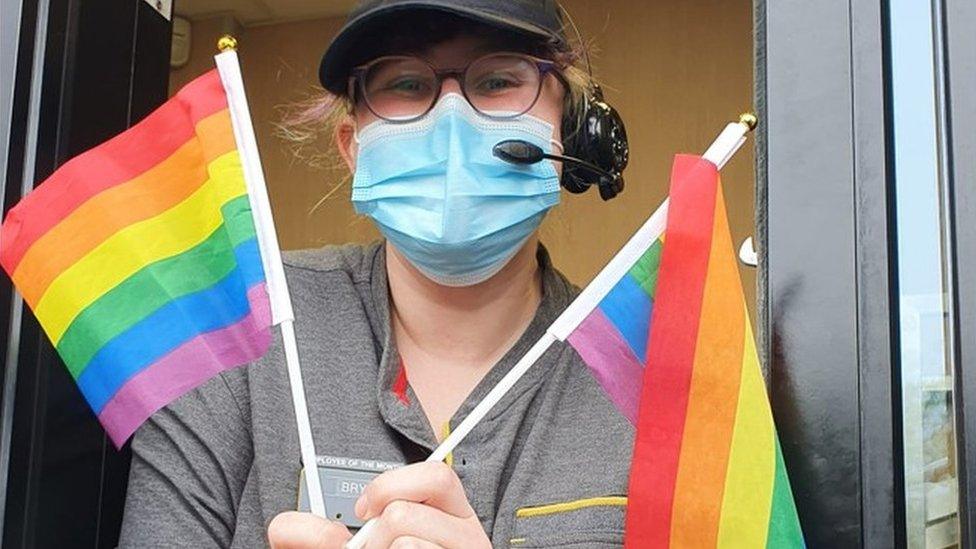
top-left (492, 3), bottom-right (630, 201)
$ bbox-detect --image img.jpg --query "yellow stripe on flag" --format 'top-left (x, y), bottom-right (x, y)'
top-left (716, 317), bottom-right (775, 547)
top-left (34, 151), bottom-right (246, 343)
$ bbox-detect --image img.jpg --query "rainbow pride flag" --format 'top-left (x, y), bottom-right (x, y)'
top-left (0, 68), bottom-right (274, 446)
top-left (566, 155), bottom-right (804, 547)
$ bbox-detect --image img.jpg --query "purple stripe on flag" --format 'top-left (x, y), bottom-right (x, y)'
top-left (567, 307), bottom-right (644, 424)
top-left (98, 283), bottom-right (272, 446)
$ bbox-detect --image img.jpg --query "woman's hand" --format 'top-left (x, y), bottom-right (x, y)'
top-left (268, 512), bottom-right (351, 548)
top-left (268, 462), bottom-right (489, 548)
top-left (355, 461), bottom-right (491, 549)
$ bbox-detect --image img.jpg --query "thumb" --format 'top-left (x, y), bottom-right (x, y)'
top-left (268, 511), bottom-right (351, 549)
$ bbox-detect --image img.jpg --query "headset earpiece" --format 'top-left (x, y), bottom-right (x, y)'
top-left (560, 83), bottom-right (630, 200)
top-left (556, 2), bottom-right (630, 201)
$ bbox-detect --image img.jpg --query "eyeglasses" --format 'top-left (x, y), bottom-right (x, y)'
top-left (349, 52), bottom-right (566, 123)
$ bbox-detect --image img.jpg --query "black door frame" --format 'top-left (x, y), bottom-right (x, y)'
top-left (0, 1), bottom-right (171, 547)
top-left (943, 0), bottom-right (976, 544)
top-left (757, 0), bottom-right (898, 545)
top-left (759, 0), bottom-right (975, 546)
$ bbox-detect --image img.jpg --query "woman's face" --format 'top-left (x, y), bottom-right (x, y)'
top-left (337, 34), bottom-right (567, 171)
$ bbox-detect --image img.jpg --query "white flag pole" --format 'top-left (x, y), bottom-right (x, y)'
top-left (344, 113), bottom-right (757, 549)
top-left (550, 114), bottom-right (754, 339)
top-left (214, 37), bottom-right (326, 518)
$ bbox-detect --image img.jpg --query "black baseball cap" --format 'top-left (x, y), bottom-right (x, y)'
top-left (318, 0), bottom-right (568, 95)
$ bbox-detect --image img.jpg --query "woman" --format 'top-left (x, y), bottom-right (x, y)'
top-left (120, 1), bottom-right (633, 547)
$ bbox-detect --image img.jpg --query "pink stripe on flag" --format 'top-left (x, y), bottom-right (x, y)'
top-left (98, 283), bottom-right (273, 446)
top-left (568, 308), bottom-right (644, 424)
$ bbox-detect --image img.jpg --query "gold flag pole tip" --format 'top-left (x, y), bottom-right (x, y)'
top-left (217, 35), bottom-right (238, 52)
top-left (738, 113), bottom-right (758, 132)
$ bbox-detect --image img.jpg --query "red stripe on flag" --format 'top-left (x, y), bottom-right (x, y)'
top-left (0, 70), bottom-right (227, 274)
top-left (624, 155), bottom-right (719, 548)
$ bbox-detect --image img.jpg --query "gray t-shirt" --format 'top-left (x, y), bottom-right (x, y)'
top-left (118, 242), bottom-right (634, 548)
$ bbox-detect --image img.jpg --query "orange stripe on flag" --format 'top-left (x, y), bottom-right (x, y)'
top-left (11, 110), bottom-right (235, 306)
top-left (669, 181), bottom-right (745, 546)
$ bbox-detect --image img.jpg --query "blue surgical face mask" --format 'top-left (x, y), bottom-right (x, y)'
top-left (350, 94), bottom-right (562, 286)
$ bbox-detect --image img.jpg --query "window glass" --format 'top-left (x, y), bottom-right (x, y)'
top-left (888, 0), bottom-right (959, 546)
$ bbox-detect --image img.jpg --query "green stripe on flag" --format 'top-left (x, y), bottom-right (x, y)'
top-left (57, 196), bottom-right (257, 376)
top-left (765, 438), bottom-right (805, 548)
top-left (220, 194), bottom-right (260, 247)
top-left (627, 238), bottom-right (664, 297)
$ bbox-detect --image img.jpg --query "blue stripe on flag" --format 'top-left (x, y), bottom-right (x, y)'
top-left (77, 239), bottom-right (264, 412)
top-left (598, 273), bottom-right (654, 362)
top-left (234, 238), bottom-right (266, 288)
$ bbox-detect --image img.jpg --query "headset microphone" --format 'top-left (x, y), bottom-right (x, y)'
top-left (493, 140), bottom-right (623, 201)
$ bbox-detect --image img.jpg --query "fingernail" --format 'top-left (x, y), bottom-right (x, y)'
top-left (354, 494), bottom-right (368, 519)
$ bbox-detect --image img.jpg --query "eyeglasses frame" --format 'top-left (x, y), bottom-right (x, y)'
top-left (347, 51), bottom-right (569, 124)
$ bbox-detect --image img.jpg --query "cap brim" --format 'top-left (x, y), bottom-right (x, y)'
top-left (319, 1), bottom-right (562, 94)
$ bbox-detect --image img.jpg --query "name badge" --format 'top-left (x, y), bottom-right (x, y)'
top-left (298, 455), bottom-right (403, 528)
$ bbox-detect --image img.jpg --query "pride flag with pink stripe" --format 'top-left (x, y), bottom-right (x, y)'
top-left (0, 69), bottom-right (272, 446)
top-left (567, 155), bottom-right (804, 547)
